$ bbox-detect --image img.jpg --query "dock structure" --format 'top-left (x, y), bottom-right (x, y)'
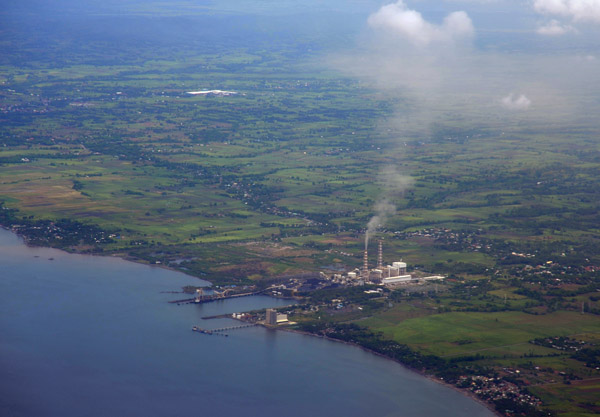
top-left (191, 323), bottom-right (257, 337)
top-left (170, 286), bottom-right (281, 305)
top-left (169, 291), bottom-right (258, 305)
top-left (192, 326), bottom-right (227, 337)
top-left (212, 324), bottom-right (257, 332)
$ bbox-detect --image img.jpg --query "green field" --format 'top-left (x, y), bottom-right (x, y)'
top-left (363, 310), bottom-right (600, 358)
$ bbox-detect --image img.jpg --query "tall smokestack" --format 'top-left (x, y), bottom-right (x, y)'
top-left (378, 239), bottom-right (383, 269)
top-left (363, 235), bottom-right (369, 279)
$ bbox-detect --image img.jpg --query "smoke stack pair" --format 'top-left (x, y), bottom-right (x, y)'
top-left (363, 238), bottom-right (384, 278)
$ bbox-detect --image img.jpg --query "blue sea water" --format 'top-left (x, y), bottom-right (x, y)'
top-left (0, 228), bottom-right (495, 417)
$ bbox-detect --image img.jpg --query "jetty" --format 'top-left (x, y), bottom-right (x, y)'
top-left (170, 286), bottom-right (280, 305)
top-left (191, 323), bottom-right (257, 337)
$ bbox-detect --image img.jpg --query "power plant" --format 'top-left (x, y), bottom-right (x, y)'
top-left (324, 237), bottom-right (444, 287)
top-left (361, 239), bottom-right (412, 285)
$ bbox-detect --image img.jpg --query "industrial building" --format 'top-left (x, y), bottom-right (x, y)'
top-left (265, 308), bottom-right (288, 325)
top-left (361, 240), bottom-right (413, 285)
top-left (325, 239), bottom-right (444, 287)
top-left (381, 274), bottom-right (413, 285)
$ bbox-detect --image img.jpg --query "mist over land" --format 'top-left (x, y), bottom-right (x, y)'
top-left (333, 0), bottom-right (600, 134)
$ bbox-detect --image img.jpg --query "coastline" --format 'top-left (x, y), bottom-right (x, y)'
top-left (3, 226), bottom-right (501, 416)
top-left (1, 225), bottom-right (211, 283)
top-left (277, 326), bottom-right (503, 417)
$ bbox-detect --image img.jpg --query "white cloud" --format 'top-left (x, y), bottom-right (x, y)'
top-left (501, 93), bottom-right (532, 110)
top-left (367, 1), bottom-right (474, 46)
top-left (537, 19), bottom-right (575, 34)
top-left (533, 0), bottom-right (600, 22)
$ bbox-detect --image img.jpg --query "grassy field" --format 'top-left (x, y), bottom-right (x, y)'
top-left (363, 310), bottom-right (600, 358)
top-left (355, 306), bottom-right (600, 415)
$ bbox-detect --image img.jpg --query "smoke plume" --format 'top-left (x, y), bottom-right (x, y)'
top-left (340, 0), bottom-right (600, 247)
top-left (365, 166), bottom-right (413, 248)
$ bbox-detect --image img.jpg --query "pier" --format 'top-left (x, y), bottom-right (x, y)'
top-left (212, 324), bottom-right (257, 332)
top-left (192, 323), bottom-right (257, 337)
top-left (170, 286), bottom-right (280, 305)
top-left (169, 291), bottom-right (259, 304)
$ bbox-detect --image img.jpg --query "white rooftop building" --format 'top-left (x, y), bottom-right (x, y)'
top-left (382, 275), bottom-right (413, 285)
